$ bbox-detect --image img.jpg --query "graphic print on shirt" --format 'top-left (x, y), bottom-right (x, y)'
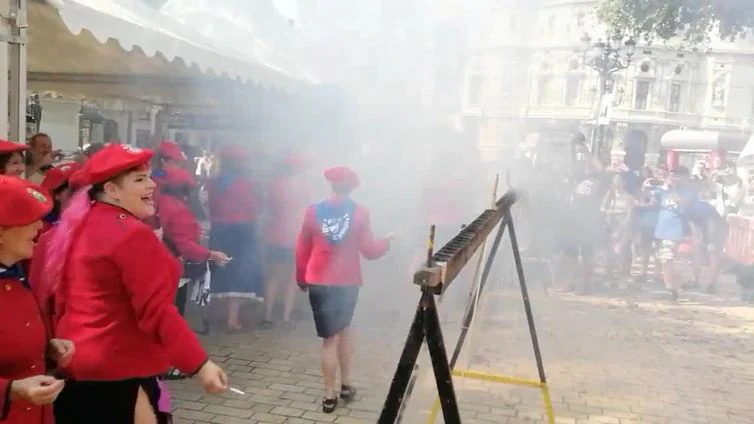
top-left (26, 187), bottom-right (48, 203)
top-left (315, 199), bottom-right (356, 244)
top-left (662, 195), bottom-right (680, 212)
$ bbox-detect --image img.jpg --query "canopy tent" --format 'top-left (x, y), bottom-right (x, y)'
top-left (160, 0), bottom-right (311, 82)
top-left (27, 0), bottom-right (317, 106)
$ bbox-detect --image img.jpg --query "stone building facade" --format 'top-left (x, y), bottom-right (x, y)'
top-left (464, 0), bottom-right (754, 164)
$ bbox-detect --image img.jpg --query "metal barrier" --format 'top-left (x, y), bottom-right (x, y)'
top-left (377, 189), bottom-right (555, 424)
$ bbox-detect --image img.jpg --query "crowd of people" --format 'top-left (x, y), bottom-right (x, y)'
top-left (535, 143), bottom-right (737, 302)
top-left (0, 131), bottom-right (426, 422)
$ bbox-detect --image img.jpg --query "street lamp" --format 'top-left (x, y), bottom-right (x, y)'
top-left (580, 32), bottom-right (636, 159)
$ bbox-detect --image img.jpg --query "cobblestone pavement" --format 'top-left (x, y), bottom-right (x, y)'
top-left (170, 267), bottom-right (754, 424)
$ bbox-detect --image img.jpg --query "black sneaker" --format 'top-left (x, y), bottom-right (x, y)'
top-left (322, 397), bottom-right (338, 413)
top-left (340, 385), bottom-right (357, 403)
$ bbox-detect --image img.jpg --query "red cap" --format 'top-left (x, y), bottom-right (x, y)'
top-left (78, 144), bottom-right (153, 187)
top-left (0, 139), bottom-right (29, 155)
top-left (161, 167), bottom-right (196, 188)
top-left (324, 166), bottom-right (360, 190)
top-left (0, 176), bottom-right (53, 226)
top-left (40, 162), bottom-right (80, 193)
top-left (158, 140), bottom-right (187, 162)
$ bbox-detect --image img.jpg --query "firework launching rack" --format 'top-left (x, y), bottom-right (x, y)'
top-left (378, 182), bottom-right (555, 424)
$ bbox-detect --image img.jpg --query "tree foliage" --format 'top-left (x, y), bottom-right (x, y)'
top-left (596, 0), bottom-right (754, 48)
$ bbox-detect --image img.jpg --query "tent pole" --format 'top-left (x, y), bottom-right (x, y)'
top-left (9, 0), bottom-right (27, 142)
top-left (0, 1), bottom-right (10, 139)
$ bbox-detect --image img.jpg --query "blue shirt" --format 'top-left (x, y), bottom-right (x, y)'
top-left (654, 190), bottom-right (689, 241)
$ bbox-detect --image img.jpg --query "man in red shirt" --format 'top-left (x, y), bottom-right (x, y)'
top-left (295, 166), bottom-right (392, 413)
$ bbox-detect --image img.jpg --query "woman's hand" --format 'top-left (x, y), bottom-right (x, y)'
top-left (196, 361), bottom-right (229, 394)
top-left (48, 339), bottom-right (75, 368)
top-left (10, 375), bottom-right (65, 405)
top-left (208, 251), bottom-right (231, 267)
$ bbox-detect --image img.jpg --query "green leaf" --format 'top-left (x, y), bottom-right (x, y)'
top-left (596, 0), bottom-right (754, 48)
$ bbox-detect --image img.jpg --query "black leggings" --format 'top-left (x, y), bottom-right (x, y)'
top-left (175, 283), bottom-right (188, 316)
top-left (54, 377), bottom-right (169, 424)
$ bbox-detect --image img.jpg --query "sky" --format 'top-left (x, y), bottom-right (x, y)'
top-left (271, 0), bottom-right (299, 23)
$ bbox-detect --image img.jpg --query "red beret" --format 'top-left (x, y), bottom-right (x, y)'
top-left (69, 168), bottom-right (85, 191)
top-left (158, 140), bottom-right (187, 162)
top-left (324, 166), bottom-right (360, 190)
top-left (161, 167), bottom-right (196, 188)
top-left (0, 176), bottom-right (53, 226)
top-left (78, 144), bottom-right (153, 187)
top-left (40, 162), bottom-right (80, 193)
top-left (0, 139), bottom-right (28, 155)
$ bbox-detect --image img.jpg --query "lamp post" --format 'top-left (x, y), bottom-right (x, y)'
top-left (580, 33), bottom-right (636, 161)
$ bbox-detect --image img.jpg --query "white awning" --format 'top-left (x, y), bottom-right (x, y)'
top-left (41, 0), bottom-right (317, 88)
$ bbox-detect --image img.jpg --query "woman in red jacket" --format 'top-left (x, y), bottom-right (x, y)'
top-left (28, 163), bottom-right (80, 316)
top-left (0, 140), bottom-right (28, 177)
top-left (39, 144), bottom-right (228, 424)
top-left (0, 175), bottom-right (74, 424)
top-left (38, 163), bottom-right (79, 235)
top-left (145, 140), bottom-right (187, 237)
top-left (207, 144), bottom-right (262, 332)
top-left (158, 166), bottom-right (230, 316)
top-left (295, 166), bottom-right (392, 413)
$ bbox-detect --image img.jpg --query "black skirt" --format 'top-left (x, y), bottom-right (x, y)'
top-left (209, 222), bottom-right (263, 298)
top-left (308, 285), bottom-right (360, 338)
top-left (54, 377), bottom-right (169, 424)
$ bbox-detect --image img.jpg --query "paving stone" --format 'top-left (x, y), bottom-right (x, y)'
top-left (171, 276), bottom-right (754, 424)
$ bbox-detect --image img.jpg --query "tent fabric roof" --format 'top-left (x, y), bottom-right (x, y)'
top-left (30, 0), bottom-right (316, 89)
top-left (159, 0), bottom-right (313, 85)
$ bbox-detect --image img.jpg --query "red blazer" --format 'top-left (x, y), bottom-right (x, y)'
top-left (207, 174), bottom-right (257, 224)
top-left (158, 194), bottom-right (209, 261)
top-left (54, 202), bottom-right (207, 381)
top-left (265, 176), bottom-right (310, 247)
top-left (295, 197), bottom-right (389, 286)
top-left (0, 274), bottom-right (52, 424)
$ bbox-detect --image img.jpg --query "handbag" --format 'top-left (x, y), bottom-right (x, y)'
top-left (182, 260), bottom-right (208, 280)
